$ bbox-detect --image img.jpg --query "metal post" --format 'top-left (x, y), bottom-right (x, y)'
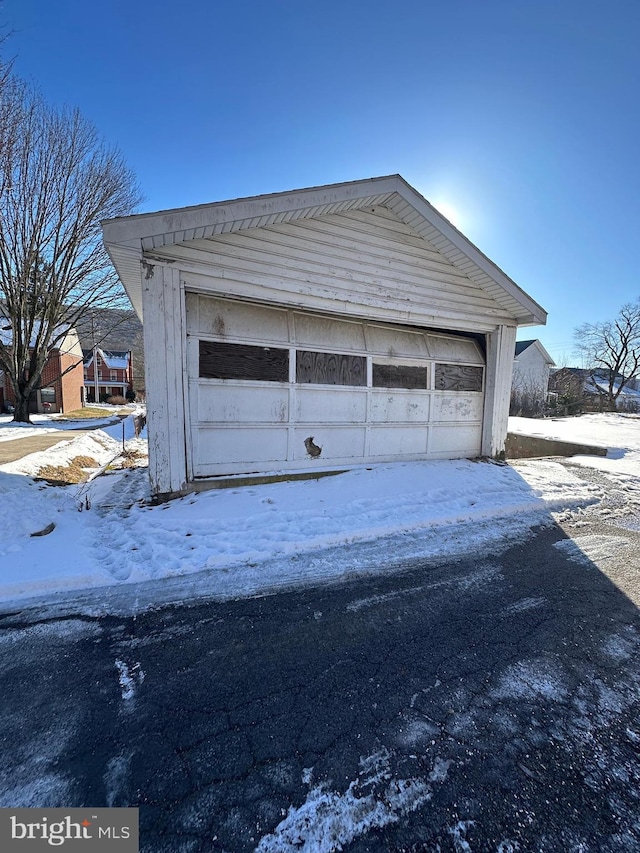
top-left (94, 345), bottom-right (99, 405)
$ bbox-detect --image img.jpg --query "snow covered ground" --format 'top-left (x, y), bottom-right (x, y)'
top-left (509, 412), bottom-right (640, 473)
top-left (0, 412), bottom-right (638, 613)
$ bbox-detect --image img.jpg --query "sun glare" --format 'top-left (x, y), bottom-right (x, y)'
top-left (430, 199), bottom-right (464, 229)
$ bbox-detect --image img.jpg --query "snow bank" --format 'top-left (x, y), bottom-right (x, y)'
top-left (0, 433), bottom-right (599, 610)
top-left (2, 412), bottom-right (637, 613)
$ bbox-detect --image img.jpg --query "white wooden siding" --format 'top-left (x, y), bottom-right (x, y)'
top-left (512, 344), bottom-right (552, 396)
top-left (166, 207), bottom-right (514, 335)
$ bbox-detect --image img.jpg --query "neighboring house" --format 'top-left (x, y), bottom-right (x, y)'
top-left (83, 348), bottom-right (133, 403)
top-left (512, 339), bottom-right (555, 398)
top-left (548, 367), bottom-right (589, 401)
top-left (549, 367), bottom-right (640, 411)
top-left (103, 175), bottom-right (547, 498)
top-left (75, 308), bottom-right (145, 399)
top-left (2, 327), bottom-right (85, 414)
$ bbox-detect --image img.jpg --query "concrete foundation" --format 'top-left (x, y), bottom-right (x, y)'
top-left (505, 432), bottom-right (608, 460)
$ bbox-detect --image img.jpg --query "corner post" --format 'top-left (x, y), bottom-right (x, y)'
top-left (482, 324), bottom-right (517, 458)
top-left (141, 262), bottom-right (188, 496)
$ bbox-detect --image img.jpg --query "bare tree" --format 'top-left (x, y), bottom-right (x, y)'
top-left (509, 368), bottom-right (548, 418)
top-left (0, 84), bottom-right (141, 421)
top-left (574, 302), bottom-right (640, 411)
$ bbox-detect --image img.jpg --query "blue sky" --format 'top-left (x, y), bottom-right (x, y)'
top-left (4, 0), bottom-right (639, 363)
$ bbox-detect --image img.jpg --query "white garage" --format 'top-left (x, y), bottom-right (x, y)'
top-left (103, 175), bottom-right (547, 497)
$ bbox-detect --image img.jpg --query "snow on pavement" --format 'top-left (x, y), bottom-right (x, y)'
top-left (0, 408), bottom-right (126, 441)
top-left (255, 748), bottom-right (443, 853)
top-left (1, 412), bottom-right (636, 612)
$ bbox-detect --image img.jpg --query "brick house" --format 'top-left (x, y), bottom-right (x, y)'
top-left (549, 366), bottom-right (640, 412)
top-left (2, 327), bottom-right (85, 414)
top-left (83, 348), bottom-right (133, 403)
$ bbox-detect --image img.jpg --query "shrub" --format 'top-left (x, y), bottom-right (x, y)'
top-left (107, 395), bottom-right (127, 405)
top-left (509, 388), bottom-right (548, 418)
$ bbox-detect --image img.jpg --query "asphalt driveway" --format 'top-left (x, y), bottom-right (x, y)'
top-left (1, 503), bottom-right (639, 852)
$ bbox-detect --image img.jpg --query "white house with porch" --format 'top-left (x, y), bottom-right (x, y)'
top-left (102, 175), bottom-right (547, 498)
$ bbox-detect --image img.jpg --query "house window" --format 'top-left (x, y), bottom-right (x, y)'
top-left (110, 371), bottom-right (117, 382)
top-left (372, 363), bottom-right (428, 390)
top-left (97, 370), bottom-right (102, 380)
top-left (199, 340), bottom-right (289, 382)
top-left (296, 350), bottom-right (366, 386)
top-left (435, 364), bottom-right (483, 392)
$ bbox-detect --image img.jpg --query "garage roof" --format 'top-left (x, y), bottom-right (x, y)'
top-left (102, 174), bottom-right (547, 327)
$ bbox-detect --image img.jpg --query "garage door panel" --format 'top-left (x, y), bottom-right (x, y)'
top-left (295, 387), bottom-right (367, 423)
top-left (187, 293), bottom-right (289, 342)
top-left (294, 313), bottom-right (366, 350)
top-left (365, 324), bottom-right (429, 358)
top-left (428, 335), bottom-right (483, 362)
top-left (196, 383), bottom-right (288, 423)
top-left (292, 427), bottom-right (366, 460)
top-left (194, 427), bottom-right (288, 471)
top-left (431, 394), bottom-right (483, 422)
top-left (369, 426), bottom-right (428, 456)
top-left (430, 424), bottom-right (482, 456)
top-left (370, 391), bottom-right (430, 423)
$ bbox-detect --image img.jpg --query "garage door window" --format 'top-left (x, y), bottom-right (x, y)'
top-left (372, 363), bottom-right (428, 390)
top-left (435, 364), bottom-right (483, 392)
top-left (296, 350), bottom-right (366, 386)
top-left (199, 341), bottom-right (289, 382)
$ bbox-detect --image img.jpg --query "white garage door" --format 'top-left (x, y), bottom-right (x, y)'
top-left (185, 294), bottom-right (485, 477)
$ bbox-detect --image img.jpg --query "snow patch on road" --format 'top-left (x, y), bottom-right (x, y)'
top-left (396, 717), bottom-right (440, 748)
top-left (448, 820), bottom-right (475, 852)
top-left (115, 659), bottom-right (145, 702)
top-left (553, 534), bottom-right (630, 566)
top-left (492, 659), bottom-right (568, 702)
top-left (104, 752), bottom-right (134, 807)
top-left (497, 841), bottom-right (521, 852)
top-left (255, 748), bottom-right (448, 853)
top-left (601, 629), bottom-right (637, 662)
top-left (0, 702), bottom-right (81, 808)
top-left (0, 619), bottom-right (101, 646)
top-left (0, 773), bottom-right (73, 808)
top-left (346, 566), bottom-right (502, 613)
top-left (504, 596), bottom-right (546, 614)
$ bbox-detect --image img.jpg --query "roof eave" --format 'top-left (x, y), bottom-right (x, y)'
top-left (102, 175), bottom-right (403, 247)
top-left (390, 177), bottom-right (547, 327)
top-left (103, 174), bottom-right (548, 328)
